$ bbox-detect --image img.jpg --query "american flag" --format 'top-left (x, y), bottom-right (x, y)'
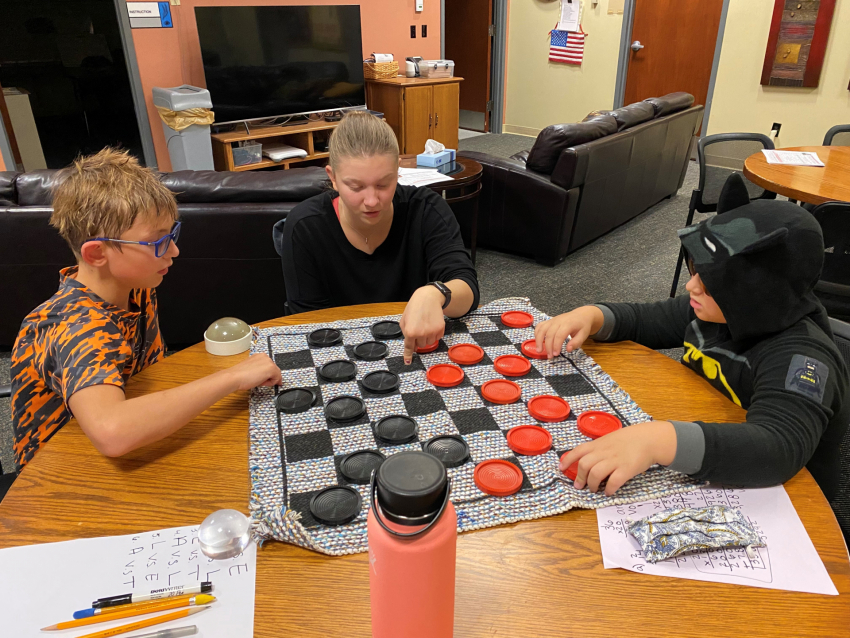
top-left (549, 30), bottom-right (585, 65)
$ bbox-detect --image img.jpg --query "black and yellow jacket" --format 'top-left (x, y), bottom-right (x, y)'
top-left (594, 175), bottom-right (849, 501)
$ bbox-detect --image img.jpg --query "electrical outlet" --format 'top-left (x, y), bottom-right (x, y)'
top-left (410, 25), bottom-right (416, 38)
top-left (416, 0), bottom-right (424, 11)
top-left (771, 122), bottom-right (782, 135)
top-left (422, 24), bottom-right (427, 37)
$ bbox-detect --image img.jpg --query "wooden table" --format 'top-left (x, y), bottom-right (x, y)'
top-left (743, 145), bottom-right (850, 205)
top-left (400, 154), bottom-right (482, 263)
top-left (2, 303), bottom-right (848, 637)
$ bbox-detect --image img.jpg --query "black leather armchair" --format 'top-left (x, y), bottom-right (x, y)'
top-left (0, 167), bottom-right (327, 349)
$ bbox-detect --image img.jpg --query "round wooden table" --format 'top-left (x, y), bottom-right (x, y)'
top-left (743, 145), bottom-right (850, 205)
top-left (400, 154), bottom-right (483, 263)
top-left (1, 303), bottom-right (848, 637)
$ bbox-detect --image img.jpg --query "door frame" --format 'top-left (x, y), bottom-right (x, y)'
top-left (613, 0), bottom-right (730, 138)
top-left (441, 0), bottom-right (506, 134)
top-left (0, 111), bottom-right (14, 170)
top-left (112, 0), bottom-right (159, 169)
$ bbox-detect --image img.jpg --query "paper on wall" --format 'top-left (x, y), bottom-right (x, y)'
top-left (557, 0), bottom-right (582, 32)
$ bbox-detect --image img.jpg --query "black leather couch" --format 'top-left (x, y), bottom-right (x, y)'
top-left (460, 92), bottom-right (704, 265)
top-left (0, 168), bottom-right (327, 349)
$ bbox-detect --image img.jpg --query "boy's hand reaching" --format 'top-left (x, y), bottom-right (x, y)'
top-left (226, 353), bottom-right (282, 391)
top-left (560, 421), bottom-right (678, 495)
top-left (534, 306), bottom-right (605, 359)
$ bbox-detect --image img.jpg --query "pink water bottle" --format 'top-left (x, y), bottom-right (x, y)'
top-left (368, 450), bottom-right (456, 638)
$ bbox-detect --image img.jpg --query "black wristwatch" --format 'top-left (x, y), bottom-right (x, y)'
top-left (427, 281), bottom-right (452, 309)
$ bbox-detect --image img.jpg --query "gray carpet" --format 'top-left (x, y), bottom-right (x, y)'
top-left (0, 137), bottom-right (699, 475)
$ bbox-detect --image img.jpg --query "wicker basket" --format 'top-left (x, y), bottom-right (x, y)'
top-left (363, 61), bottom-right (399, 80)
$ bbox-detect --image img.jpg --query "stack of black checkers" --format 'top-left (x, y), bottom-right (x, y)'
top-left (309, 486), bottom-right (362, 526)
top-left (371, 320), bottom-right (402, 340)
top-left (373, 415), bottom-right (418, 444)
top-left (275, 388), bottom-right (317, 414)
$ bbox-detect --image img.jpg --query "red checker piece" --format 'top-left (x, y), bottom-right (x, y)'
top-left (501, 310), bottom-right (534, 328)
top-left (426, 364), bottom-right (465, 388)
top-left (474, 459), bottom-right (524, 496)
top-left (506, 425), bottom-right (552, 456)
top-left (527, 395), bottom-right (571, 422)
top-left (448, 343), bottom-right (485, 365)
top-left (577, 411), bottom-right (623, 439)
top-left (521, 339), bottom-right (548, 360)
top-left (481, 379), bottom-right (522, 405)
top-left (416, 341), bottom-right (439, 354)
top-left (560, 452), bottom-right (579, 481)
top-left (493, 354), bottom-right (531, 377)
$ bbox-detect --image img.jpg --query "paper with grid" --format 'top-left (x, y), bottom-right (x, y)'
top-left (249, 298), bottom-right (703, 555)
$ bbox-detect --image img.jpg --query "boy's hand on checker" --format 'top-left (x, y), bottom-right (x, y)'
top-left (227, 354), bottom-right (282, 391)
top-left (534, 306), bottom-right (605, 359)
top-left (560, 421), bottom-right (677, 495)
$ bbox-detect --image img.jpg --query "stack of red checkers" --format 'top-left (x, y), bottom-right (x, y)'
top-left (448, 343), bottom-right (485, 365)
top-left (577, 411), bottom-right (623, 439)
top-left (501, 311), bottom-right (534, 328)
top-left (527, 395), bottom-right (571, 422)
top-left (481, 379), bottom-right (521, 404)
top-left (416, 341), bottom-right (439, 354)
top-left (474, 459), bottom-right (524, 496)
top-left (520, 339), bottom-right (548, 360)
top-left (426, 364), bottom-right (465, 388)
top-left (506, 425), bottom-right (552, 456)
top-left (560, 452), bottom-right (579, 481)
top-left (493, 354), bottom-right (531, 377)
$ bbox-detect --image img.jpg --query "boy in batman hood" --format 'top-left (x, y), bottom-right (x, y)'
top-left (536, 174), bottom-right (848, 501)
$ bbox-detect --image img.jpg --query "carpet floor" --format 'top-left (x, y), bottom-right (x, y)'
top-left (0, 135), bottom-right (699, 476)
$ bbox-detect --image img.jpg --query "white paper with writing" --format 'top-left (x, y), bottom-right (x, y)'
top-left (596, 485), bottom-right (837, 595)
top-left (0, 524), bottom-right (257, 637)
top-left (761, 150), bottom-right (825, 167)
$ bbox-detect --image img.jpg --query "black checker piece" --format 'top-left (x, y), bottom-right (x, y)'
top-left (372, 320), bottom-right (403, 340)
top-left (362, 370), bottom-right (400, 394)
top-left (309, 486), bottom-right (362, 526)
top-left (353, 341), bottom-right (389, 361)
top-left (374, 415), bottom-right (419, 444)
top-left (339, 449), bottom-right (386, 484)
top-left (275, 387), bottom-right (317, 414)
top-left (308, 328), bottom-right (343, 347)
top-left (319, 359), bottom-right (357, 382)
top-left (325, 395), bottom-right (366, 422)
top-left (423, 435), bottom-right (470, 468)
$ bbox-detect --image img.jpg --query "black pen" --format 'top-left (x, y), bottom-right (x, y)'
top-left (92, 582), bottom-right (213, 608)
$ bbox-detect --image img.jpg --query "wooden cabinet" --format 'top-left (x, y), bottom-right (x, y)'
top-left (366, 76), bottom-right (463, 155)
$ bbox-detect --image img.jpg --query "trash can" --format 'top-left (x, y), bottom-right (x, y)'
top-left (152, 85), bottom-right (215, 171)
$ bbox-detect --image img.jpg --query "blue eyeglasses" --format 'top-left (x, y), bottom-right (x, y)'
top-left (82, 222), bottom-right (181, 258)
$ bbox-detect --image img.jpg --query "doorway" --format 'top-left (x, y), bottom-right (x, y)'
top-left (0, 0), bottom-right (148, 170)
top-left (614, 0), bottom-right (728, 135)
top-left (443, 0), bottom-right (505, 134)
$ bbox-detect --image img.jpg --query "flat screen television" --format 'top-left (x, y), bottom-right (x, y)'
top-left (195, 5), bottom-right (365, 124)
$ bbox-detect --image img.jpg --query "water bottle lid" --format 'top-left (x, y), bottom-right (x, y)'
top-left (376, 451), bottom-right (447, 525)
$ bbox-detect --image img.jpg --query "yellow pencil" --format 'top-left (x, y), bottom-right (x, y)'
top-left (41, 595), bottom-right (215, 631)
top-left (90, 593), bottom-right (199, 616)
top-left (58, 607), bottom-right (208, 638)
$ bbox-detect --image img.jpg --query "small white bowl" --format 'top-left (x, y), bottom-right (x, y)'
top-left (204, 317), bottom-right (253, 356)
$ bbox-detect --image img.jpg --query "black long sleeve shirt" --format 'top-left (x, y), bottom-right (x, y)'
top-left (597, 296), bottom-right (849, 501)
top-left (277, 185), bottom-right (479, 315)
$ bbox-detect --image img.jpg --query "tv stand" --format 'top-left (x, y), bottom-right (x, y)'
top-left (210, 119), bottom-right (339, 171)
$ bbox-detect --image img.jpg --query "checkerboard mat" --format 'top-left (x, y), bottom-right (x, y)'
top-left (249, 298), bottom-right (703, 555)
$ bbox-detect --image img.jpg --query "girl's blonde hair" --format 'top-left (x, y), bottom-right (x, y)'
top-left (328, 111), bottom-right (399, 170)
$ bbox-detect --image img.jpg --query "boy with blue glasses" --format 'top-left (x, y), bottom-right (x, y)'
top-left (11, 148), bottom-right (281, 469)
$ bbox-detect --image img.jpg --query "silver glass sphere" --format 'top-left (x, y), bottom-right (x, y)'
top-left (198, 509), bottom-right (252, 560)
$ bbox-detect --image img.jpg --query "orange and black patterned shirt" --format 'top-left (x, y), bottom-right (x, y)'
top-left (11, 266), bottom-right (165, 470)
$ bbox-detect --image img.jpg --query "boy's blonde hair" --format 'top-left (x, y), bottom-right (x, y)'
top-left (50, 147), bottom-right (178, 259)
top-left (328, 111), bottom-right (399, 171)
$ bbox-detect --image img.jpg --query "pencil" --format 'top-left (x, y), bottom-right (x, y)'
top-left (73, 594), bottom-right (199, 619)
top-left (42, 595), bottom-right (215, 631)
top-left (56, 607), bottom-right (208, 638)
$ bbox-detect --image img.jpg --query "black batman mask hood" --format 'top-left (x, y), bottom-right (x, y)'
top-left (678, 173), bottom-right (831, 343)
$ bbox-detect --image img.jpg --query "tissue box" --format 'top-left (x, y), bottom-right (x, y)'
top-left (417, 150), bottom-right (453, 167)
